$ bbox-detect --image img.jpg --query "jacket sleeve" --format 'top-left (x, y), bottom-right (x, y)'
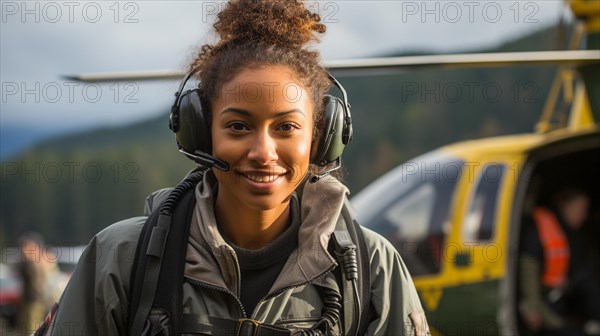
top-left (518, 256), bottom-right (565, 329)
top-left (518, 219), bottom-right (564, 329)
top-left (361, 227), bottom-right (431, 336)
top-left (44, 217), bottom-right (145, 336)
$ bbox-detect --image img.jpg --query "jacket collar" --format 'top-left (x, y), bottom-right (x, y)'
top-left (184, 171), bottom-right (349, 296)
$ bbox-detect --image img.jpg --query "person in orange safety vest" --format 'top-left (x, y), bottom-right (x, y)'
top-left (519, 186), bottom-right (600, 336)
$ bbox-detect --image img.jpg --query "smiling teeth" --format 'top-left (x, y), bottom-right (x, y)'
top-left (246, 175), bottom-right (278, 183)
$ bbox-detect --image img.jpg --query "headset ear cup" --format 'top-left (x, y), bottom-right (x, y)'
top-left (311, 95), bottom-right (346, 166)
top-left (174, 89), bottom-right (211, 154)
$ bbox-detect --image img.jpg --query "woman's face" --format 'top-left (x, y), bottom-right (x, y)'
top-left (211, 65), bottom-right (314, 211)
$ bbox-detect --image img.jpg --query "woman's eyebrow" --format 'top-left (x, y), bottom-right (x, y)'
top-left (220, 108), bottom-right (251, 116)
top-left (220, 108), bottom-right (306, 118)
top-left (275, 109), bottom-right (306, 118)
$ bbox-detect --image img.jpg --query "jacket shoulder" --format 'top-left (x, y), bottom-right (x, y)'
top-left (47, 217), bottom-right (147, 335)
top-left (359, 225), bottom-right (397, 257)
top-left (80, 216), bottom-right (147, 292)
top-left (358, 226), bottom-right (430, 334)
top-left (93, 216), bottom-right (146, 256)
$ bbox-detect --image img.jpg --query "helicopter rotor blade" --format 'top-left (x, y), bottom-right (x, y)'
top-left (64, 50), bottom-right (600, 82)
top-left (63, 70), bottom-right (186, 82)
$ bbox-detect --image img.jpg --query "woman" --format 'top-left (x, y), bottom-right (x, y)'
top-left (38, 1), bottom-right (429, 335)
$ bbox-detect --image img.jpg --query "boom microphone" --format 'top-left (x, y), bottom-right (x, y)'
top-left (178, 149), bottom-right (230, 171)
top-left (308, 158), bottom-right (342, 183)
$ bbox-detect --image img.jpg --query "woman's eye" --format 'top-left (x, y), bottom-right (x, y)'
top-left (278, 123), bottom-right (299, 132)
top-left (226, 122), bottom-right (249, 132)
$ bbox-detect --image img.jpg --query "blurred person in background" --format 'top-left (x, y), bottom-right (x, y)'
top-left (519, 186), bottom-right (600, 336)
top-left (16, 232), bottom-right (61, 334)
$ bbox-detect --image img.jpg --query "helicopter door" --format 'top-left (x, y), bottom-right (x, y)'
top-left (429, 162), bottom-right (509, 336)
top-left (459, 163), bottom-right (506, 269)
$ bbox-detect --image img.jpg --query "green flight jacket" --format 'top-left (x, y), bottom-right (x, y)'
top-left (44, 174), bottom-right (430, 335)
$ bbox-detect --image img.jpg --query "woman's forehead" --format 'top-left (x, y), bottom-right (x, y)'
top-left (214, 65), bottom-right (314, 113)
top-left (221, 65), bottom-right (304, 91)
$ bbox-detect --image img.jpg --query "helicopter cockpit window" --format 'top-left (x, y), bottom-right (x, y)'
top-left (384, 183), bottom-right (435, 242)
top-left (462, 163), bottom-right (506, 242)
top-left (353, 153), bottom-right (462, 276)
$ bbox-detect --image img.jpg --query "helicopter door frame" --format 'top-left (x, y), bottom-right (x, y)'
top-left (499, 130), bottom-right (600, 336)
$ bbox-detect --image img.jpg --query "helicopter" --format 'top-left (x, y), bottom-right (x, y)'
top-left (350, 2), bottom-right (600, 335)
top-left (65, 2), bottom-right (600, 335)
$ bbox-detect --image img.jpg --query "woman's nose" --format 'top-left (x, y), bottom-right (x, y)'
top-left (248, 131), bottom-right (278, 165)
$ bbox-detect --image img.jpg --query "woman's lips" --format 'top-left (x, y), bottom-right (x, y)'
top-left (238, 170), bottom-right (287, 192)
top-left (244, 174), bottom-right (280, 183)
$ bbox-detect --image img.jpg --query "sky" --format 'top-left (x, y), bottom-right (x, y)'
top-left (0, 0), bottom-right (570, 157)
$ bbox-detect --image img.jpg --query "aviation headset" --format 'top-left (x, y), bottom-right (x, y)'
top-left (169, 69), bottom-right (353, 181)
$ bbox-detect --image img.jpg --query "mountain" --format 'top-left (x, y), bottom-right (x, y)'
top-left (0, 114), bottom-right (194, 243)
top-left (0, 125), bottom-right (67, 160)
top-left (0, 24), bottom-right (563, 244)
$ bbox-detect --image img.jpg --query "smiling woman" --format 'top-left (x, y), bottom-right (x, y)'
top-left (213, 67), bottom-right (313, 207)
top-left (36, 1), bottom-right (429, 335)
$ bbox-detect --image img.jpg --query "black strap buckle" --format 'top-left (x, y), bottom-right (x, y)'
top-left (236, 318), bottom-right (260, 336)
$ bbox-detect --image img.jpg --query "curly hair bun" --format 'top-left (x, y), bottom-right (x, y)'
top-left (190, 0), bottom-right (332, 129)
top-left (214, 0), bottom-right (326, 48)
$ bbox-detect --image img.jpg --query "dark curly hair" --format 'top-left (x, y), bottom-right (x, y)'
top-left (189, 0), bottom-right (331, 141)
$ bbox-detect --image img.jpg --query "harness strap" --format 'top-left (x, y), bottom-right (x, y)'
top-left (130, 214), bottom-right (172, 335)
top-left (333, 209), bottom-right (359, 336)
top-left (129, 172), bottom-right (201, 335)
top-left (181, 315), bottom-right (291, 336)
top-left (341, 201), bottom-right (371, 335)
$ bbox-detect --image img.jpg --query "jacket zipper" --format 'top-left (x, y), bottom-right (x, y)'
top-left (225, 247), bottom-right (242, 299)
top-left (185, 277), bottom-right (248, 318)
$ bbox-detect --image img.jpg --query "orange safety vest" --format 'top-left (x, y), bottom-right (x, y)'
top-left (532, 207), bottom-right (570, 288)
